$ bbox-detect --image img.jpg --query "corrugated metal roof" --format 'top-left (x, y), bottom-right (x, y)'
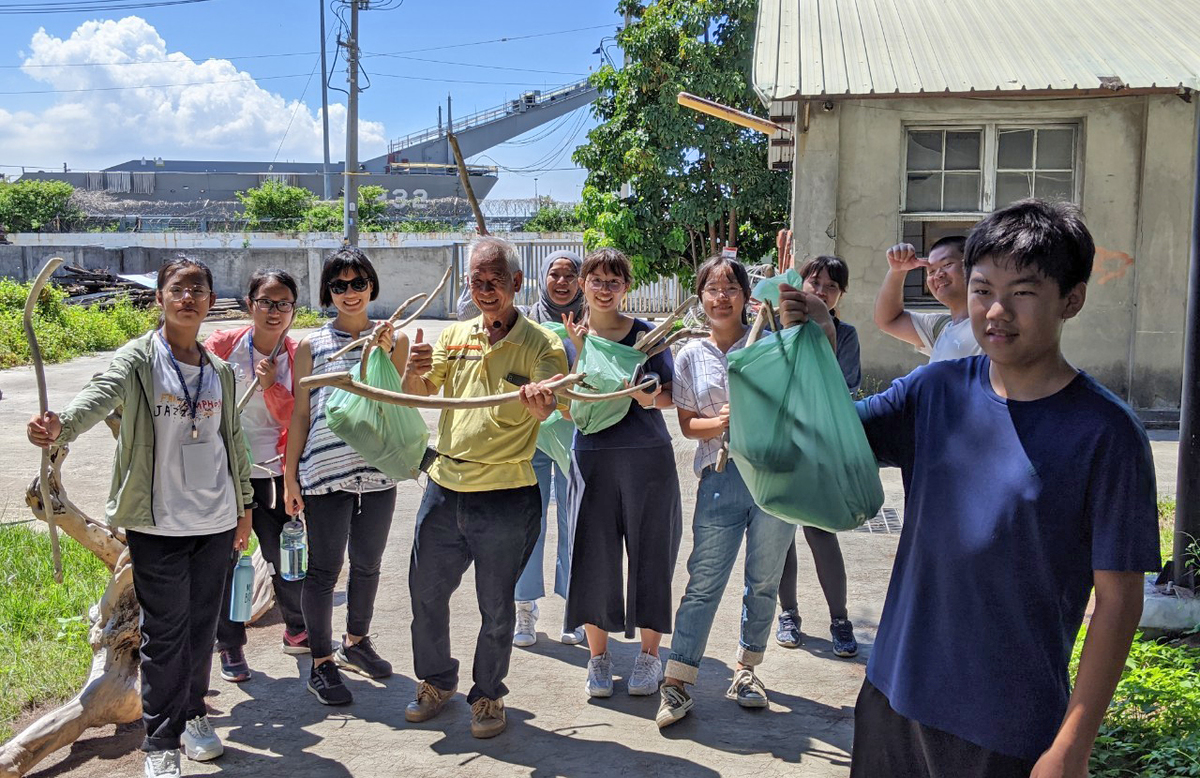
top-left (753, 0), bottom-right (1200, 101)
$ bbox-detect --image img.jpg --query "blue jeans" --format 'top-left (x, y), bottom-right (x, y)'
top-left (665, 460), bottom-right (796, 685)
top-left (515, 449), bottom-right (572, 603)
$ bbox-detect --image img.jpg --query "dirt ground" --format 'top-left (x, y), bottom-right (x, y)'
top-left (0, 319), bottom-right (1180, 778)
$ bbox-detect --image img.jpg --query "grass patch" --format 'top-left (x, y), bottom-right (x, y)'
top-left (0, 279), bottom-right (159, 369)
top-left (1073, 629), bottom-right (1200, 777)
top-left (0, 526), bottom-right (109, 742)
top-left (1161, 498), bottom-right (1176, 565)
top-left (289, 306), bottom-right (327, 328)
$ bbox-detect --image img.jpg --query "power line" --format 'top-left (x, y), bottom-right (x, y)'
top-left (371, 24), bottom-right (615, 56)
top-left (370, 72), bottom-right (566, 88)
top-left (0, 0), bottom-right (215, 14)
top-left (362, 51), bottom-right (586, 77)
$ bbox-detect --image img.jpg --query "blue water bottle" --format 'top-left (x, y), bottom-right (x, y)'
top-left (228, 554), bottom-right (255, 623)
top-left (280, 518), bottom-right (307, 582)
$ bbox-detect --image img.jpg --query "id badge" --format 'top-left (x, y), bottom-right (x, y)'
top-left (182, 439), bottom-right (222, 490)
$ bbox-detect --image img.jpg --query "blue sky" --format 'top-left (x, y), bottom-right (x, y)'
top-left (0, 0), bottom-right (624, 199)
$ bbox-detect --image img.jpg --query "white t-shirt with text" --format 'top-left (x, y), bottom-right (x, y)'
top-left (908, 310), bottom-right (982, 363)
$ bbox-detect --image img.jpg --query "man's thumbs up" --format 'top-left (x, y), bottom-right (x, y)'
top-left (406, 327), bottom-right (433, 376)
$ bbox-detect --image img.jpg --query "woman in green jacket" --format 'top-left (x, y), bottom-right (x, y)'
top-left (26, 257), bottom-right (254, 778)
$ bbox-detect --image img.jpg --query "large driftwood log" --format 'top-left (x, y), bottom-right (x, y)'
top-left (0, 443), bottom-right (277, 777)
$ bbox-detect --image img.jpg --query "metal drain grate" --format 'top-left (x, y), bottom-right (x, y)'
top-left (855, 506), bottom-right (902, 534)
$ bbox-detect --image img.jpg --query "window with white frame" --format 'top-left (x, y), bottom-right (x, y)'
top-left (900, 123), bottom-right (1080, 302)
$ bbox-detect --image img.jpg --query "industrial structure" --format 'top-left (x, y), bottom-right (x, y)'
top-left (17, 80), bottom-right (597, 205)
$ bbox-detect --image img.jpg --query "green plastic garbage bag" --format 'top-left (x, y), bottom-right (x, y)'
top-left (540, 321), bottom-right (569, 340)
top-left (570, 335), bottom-right (648, 435)
top-left (326, 347), bottom-right (429, 481)
top-left (727, 321), bottom-right (883, 531)
top-left (536, 410), bottom-right (574, 472)
top-left (751, 269), bottom-right (802, 306)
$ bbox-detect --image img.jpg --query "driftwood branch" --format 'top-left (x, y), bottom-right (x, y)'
top-left (327, 292), bottom-right (426, 361)
top-left (634, 295), bottom-right (698, 354)
top-left (448, 132), bottom-right (488, 235)
top-left (393, 263), bottom-right (453, 330)
top-left (23, 256), bottom-right (66, 584)
top-left (644, 327), bottom-right (710, 360)
top-left (327, 262), bottom-right (453, 361)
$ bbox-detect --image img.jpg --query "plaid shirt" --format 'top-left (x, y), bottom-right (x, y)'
top-left (671, 329), bottom-right (750, 476)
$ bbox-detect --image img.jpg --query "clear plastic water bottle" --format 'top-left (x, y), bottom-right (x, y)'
top-left (280, 517), bottom-right (308, 581)
top-left (228, 554), bottom-right (255, 623)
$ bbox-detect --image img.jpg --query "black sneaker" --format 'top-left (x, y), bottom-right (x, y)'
top-left (219, 647), bottom-right (251, 683)
top-left (335, 636), bottom-right (393, 679)
top-left (308, 660), bottom-right (353, 705)
top-left (830, 618), bottom-right (859, 658)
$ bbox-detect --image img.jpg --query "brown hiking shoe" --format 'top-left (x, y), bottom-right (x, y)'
top-left (405, 681), bottom-right (456, 723)
top-left (470, 696), bottom-right (506, 739)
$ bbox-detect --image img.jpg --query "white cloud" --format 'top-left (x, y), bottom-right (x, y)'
top-left (0, 16), bottom-right (386, 170)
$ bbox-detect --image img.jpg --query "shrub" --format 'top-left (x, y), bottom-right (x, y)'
top-left (236, 181), bottom-right (314, 228)
top-left (0, 180), bottom-right (82, 232)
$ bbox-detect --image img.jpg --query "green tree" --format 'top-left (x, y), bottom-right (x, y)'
top-left (357, 185), bottom-right (388, 227)
top-left (0, 180), bottom-right (82, 232)
top-left (236, 181), bottom-right (314, 228)
top-left (573, 0), bottom-right (789, 282)
top-left (522, 200), bottom-right (585, 233)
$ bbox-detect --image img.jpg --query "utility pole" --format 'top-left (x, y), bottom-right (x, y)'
top-left (619, 7), bottom-right (633, 200)
top-left (341, 0), bottom-right (361, 245)
top-left (319, 0), bottom-right (332, 200)
top-left (1173, 101), bottom-right (1200, 592)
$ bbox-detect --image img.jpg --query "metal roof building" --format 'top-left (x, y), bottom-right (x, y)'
top-left (753, 0), bottom-right (1200, 101)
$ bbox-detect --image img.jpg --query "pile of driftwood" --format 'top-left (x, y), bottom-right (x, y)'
top-left (54, 266), bottom-right (155, 309)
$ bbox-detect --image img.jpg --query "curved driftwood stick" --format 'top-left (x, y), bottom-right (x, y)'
top-left (326, 292), bottom-right (428, 361)
top-left (23, 256), bottom-right (65, 584)
top-left (235, 329), bottom-right (289, 412)
top-left (644, 327), bottom-right (710, 360)
top-left (716, 304), bottom-right (773, 473)
top-left (634, 295), bottom-right (699, 354)
top-left (393, 263), bottom-right (454, 330)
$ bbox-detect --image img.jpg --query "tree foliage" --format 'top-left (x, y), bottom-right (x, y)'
top-left (573, 0), bottom-right (789, 282)
top-left (522, 200), bottom-right (585, 233)
top-left (236, 181), bottom-right (315, 227)
top-left (0, 180), bottom-right (83, 233)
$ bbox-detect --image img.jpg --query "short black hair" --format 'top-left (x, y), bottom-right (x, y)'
top-left (964, 199), bottom-right (1094, 296)
top-left (319, 247), bottom-right (380, 308)
top-left (929, 235), bottom-right (966, 256)
top-left (157, 254), bottom-right (213, 292)
top-left (797, 255), bottom-right (849, 292)
top-left (247, 268), bottom-right (298, 301)
top-left (695, 255), bottom-right (752, 325)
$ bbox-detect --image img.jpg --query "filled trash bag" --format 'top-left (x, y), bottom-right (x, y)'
top-left (536, 409), bottom-right (574, 472)
top-left (727, 321), bottom-right (883, 530)
top-left (570, 335), bottom-right (648, 435)
top-left (326, 346), bottom-right (429, 481)
top-left (751, 269), bottom-right (802, 306)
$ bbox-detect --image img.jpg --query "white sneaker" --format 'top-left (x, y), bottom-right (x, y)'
top-left (585, 652), bottom-right (613, 697)
top-left (181, 715), bottom-right (223, 761)
top-left (628, 651), bottom-right (663, 696)
top-left (144, 749), bottom-right (181, 778)
top-left (560, 625), bottom-right (585, 645)
top-left (513, 601), bottom-right (538, 647)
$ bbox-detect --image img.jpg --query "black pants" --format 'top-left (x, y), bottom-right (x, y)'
top-left (409, 481), bottom-right (541, 703)
top-left (777, 527), bottom-right (849, 620)
top-left (301, 487), bottom-right (396, 659)
top-left (126, 527), bottom-right (235, 752)
top-left (850, 679), bottom-right (1038, 778)
top-left (216, 476), bottom-right (306, 649)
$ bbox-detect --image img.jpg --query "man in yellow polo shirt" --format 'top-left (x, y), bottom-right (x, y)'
top-left (401, 235), bottom-right (568, 739)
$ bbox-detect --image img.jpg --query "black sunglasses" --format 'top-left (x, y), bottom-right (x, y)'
top-left (328, 277), bottom-right (370, 295)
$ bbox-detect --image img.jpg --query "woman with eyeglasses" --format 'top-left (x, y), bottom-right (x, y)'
top-left (562, 248), bottom-right (683, 701)
top-left (284, 248), bottom-right (408, 706)
top-left (656, 256), bottom-right (799, 728)
top-left (204, 269), bottom-right (307, 684)
top-left (26, 256), bottom-right (254, 777)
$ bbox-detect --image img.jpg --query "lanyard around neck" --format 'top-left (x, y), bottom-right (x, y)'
top-left (157, 330), bottom-right (205, 439)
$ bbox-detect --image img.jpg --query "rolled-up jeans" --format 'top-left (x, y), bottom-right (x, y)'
top-left (514, 449), bottom-right (572, 603)
top-left (665, 460), bottom-right (796, 685)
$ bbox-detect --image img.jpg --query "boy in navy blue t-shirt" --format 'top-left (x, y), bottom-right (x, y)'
top-left (779, 199), bottom-right (1160, 778)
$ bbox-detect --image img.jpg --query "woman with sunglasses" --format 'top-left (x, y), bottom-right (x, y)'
top-left (27, 257), bottom-right (254, 777)
top-left (284, 248), bottom-right (408, 706)
top-left (563, 248), bottom-right (682, 701)
top-left (205, 269), bottom-right (307, 684)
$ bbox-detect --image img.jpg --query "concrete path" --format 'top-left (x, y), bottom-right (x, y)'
top-left (0, 320), bottom-right (1180, 778)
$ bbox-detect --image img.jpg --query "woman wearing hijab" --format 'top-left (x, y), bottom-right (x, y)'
top-left (513, 249), bottom-right (586, 647)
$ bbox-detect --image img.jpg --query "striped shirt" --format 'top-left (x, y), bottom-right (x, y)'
top-left (672, 329), bottom-right (750, 476)
top-left (297, 322), bottom-right (395, 495)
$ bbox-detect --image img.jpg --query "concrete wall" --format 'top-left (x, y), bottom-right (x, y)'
top-left (792, 94), bottom-right (1197, 408)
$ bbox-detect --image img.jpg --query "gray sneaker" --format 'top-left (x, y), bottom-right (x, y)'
top-left (181, 715), bottom-right (223, 761)
top-left (513, 601), bottom-right (538, 647)
top-left (144, 749), bottom-right (181, 778)
top-left (628, 651), bottom-right (663, 696)
top-left (585, 652), bottom-right (613, 697)
top-left (656, 684), bottom-right (694, 728)
top-left (725, 668), bottom-right (769, 708)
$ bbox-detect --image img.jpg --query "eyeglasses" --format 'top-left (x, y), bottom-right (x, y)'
top-left (165, 285), bottom-right (211, 300)
top-left (329, 277), bottom-right (370, 295)
top-left (702, 285), bottom-right (743, 299)
top-left (587, 278), bottom-right (626, 292)
top-left (251, 298), bottom-right (295, 313)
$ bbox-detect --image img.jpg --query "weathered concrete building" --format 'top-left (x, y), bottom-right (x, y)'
top-left (753, 0), bottom-right (1199, 413)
